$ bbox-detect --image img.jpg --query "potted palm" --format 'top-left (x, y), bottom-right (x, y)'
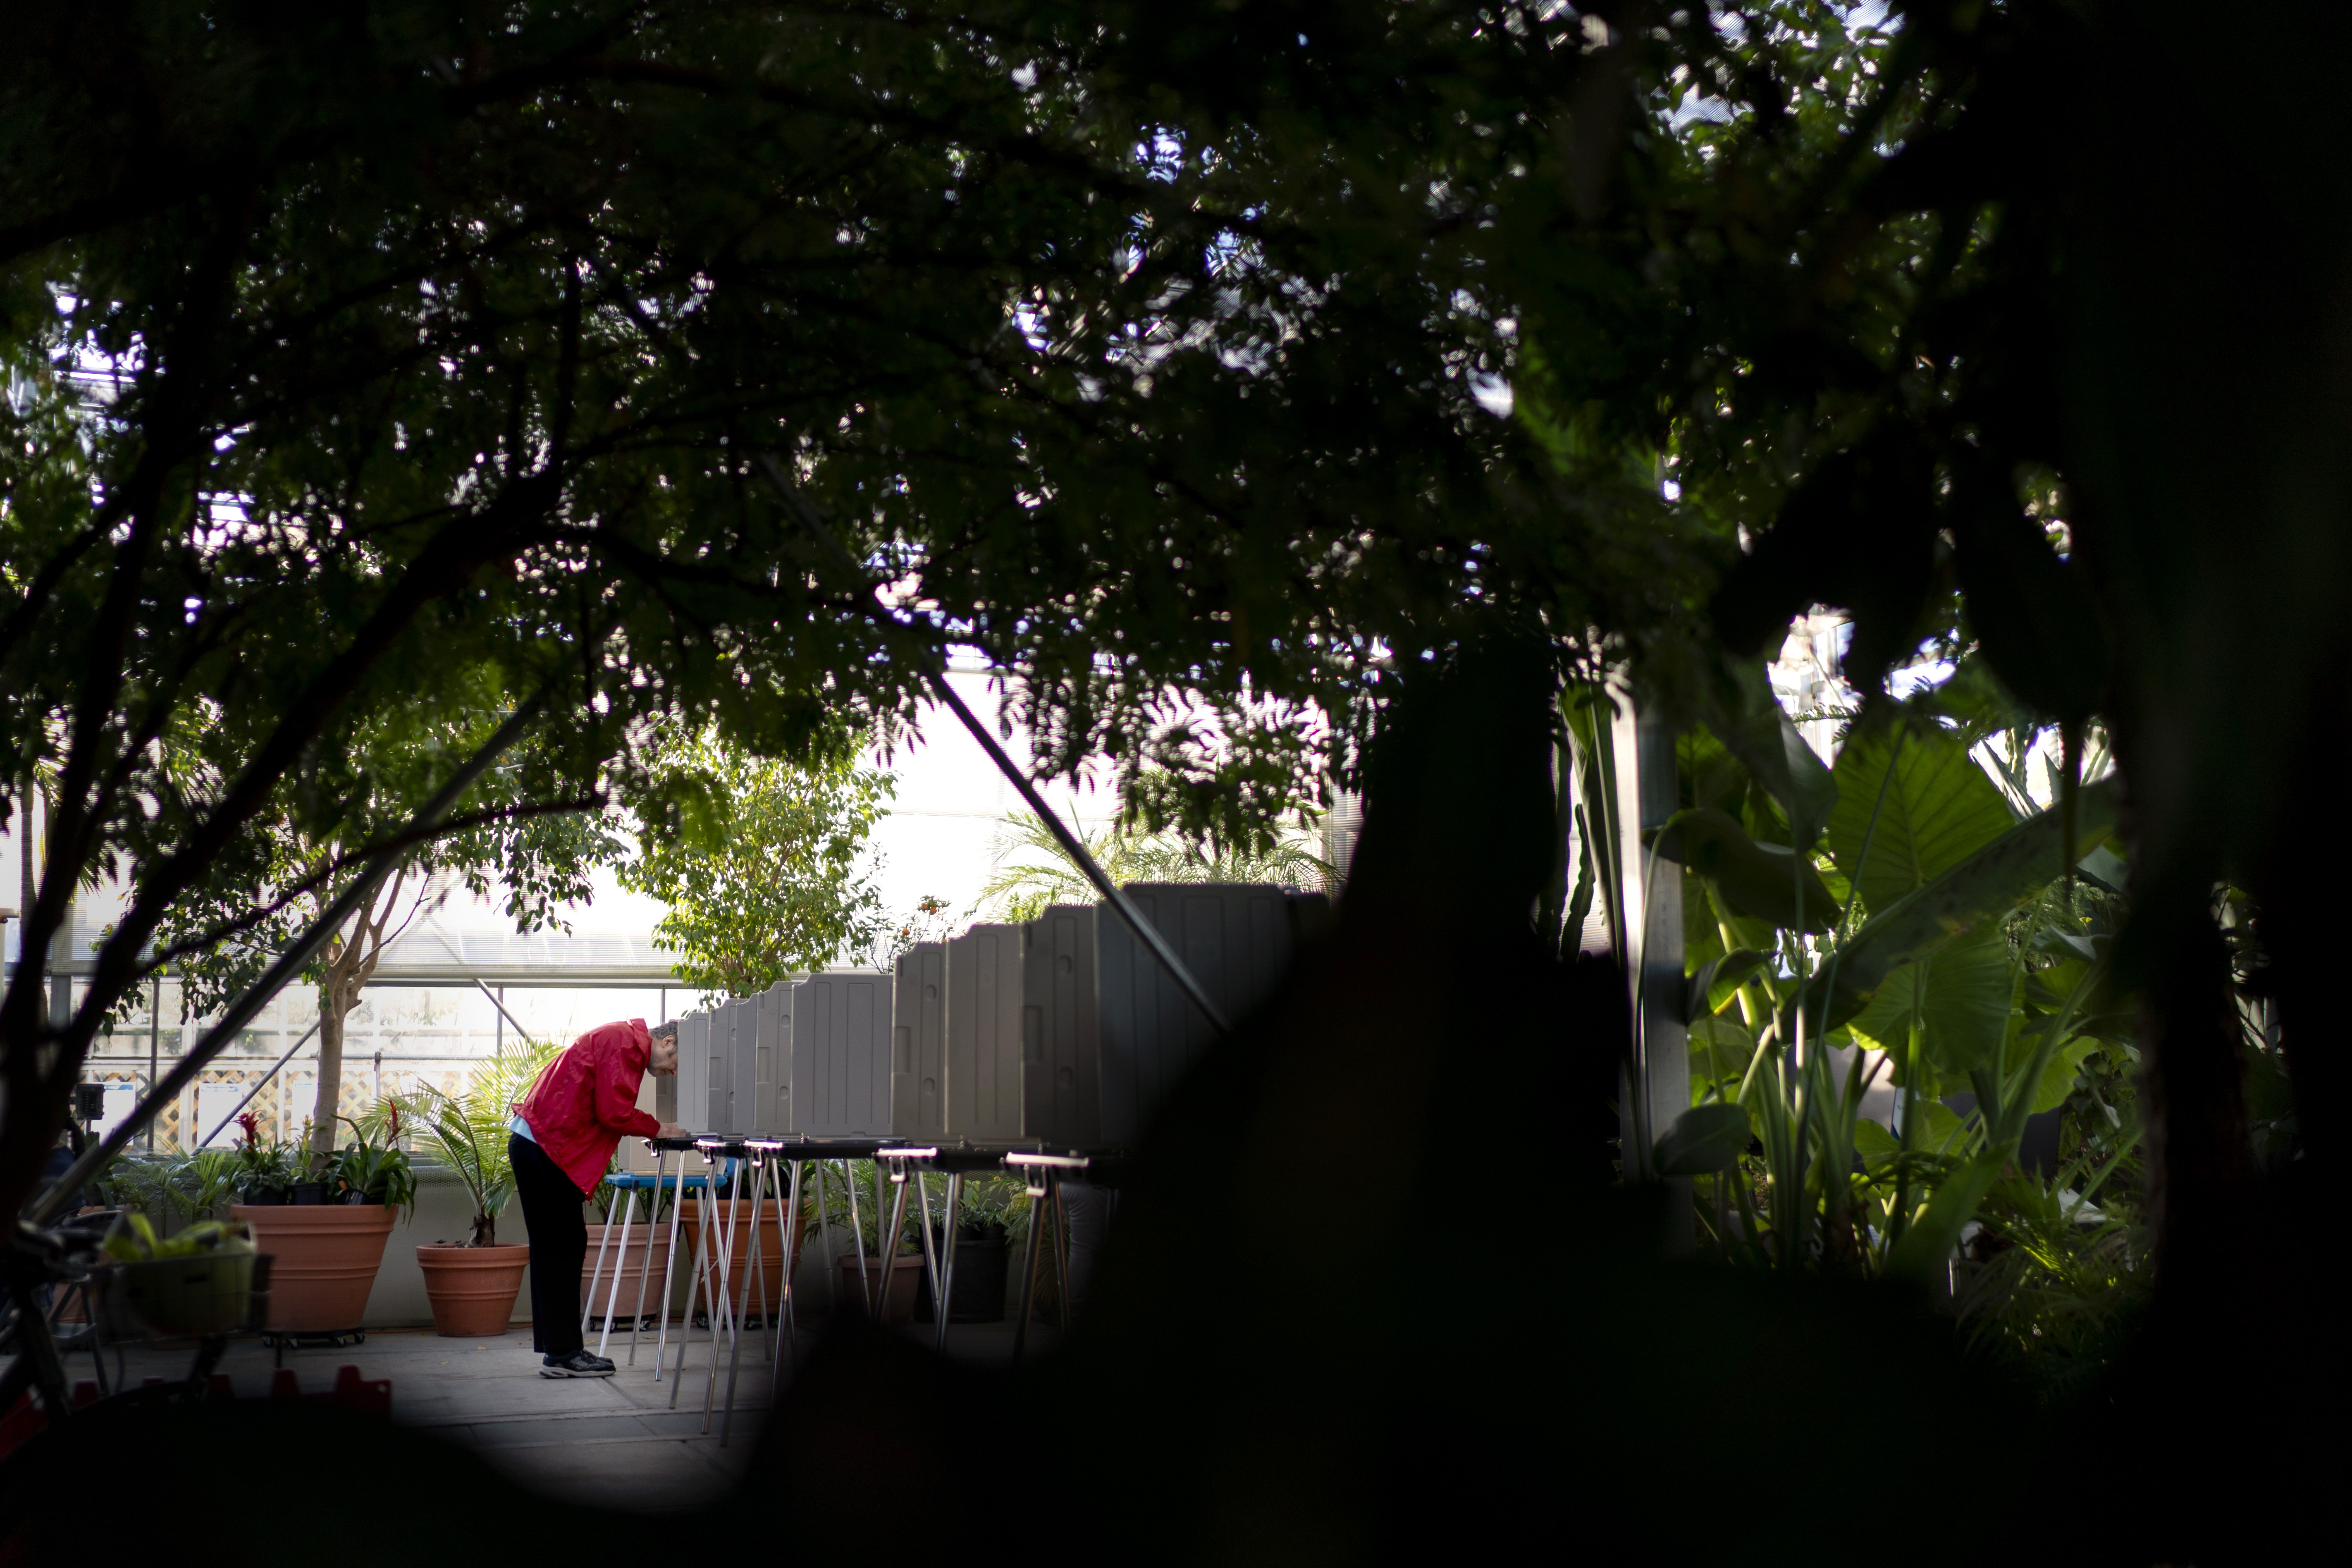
top-left (382, 1046), bottom-right (549, 1336)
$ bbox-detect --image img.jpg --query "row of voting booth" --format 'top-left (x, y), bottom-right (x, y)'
top-left (659, 883), bottom-right (1332, 1150)
top-left (598, 884), bottom-right (1331, 1442)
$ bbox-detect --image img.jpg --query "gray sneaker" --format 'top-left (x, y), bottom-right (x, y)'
top-left (540, 1351), bottom-right (616, 1378)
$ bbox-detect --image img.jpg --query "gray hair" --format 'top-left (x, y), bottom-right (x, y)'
top-left (648, 1019), bottom-right (679, 1042)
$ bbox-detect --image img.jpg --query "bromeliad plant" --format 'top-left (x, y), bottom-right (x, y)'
top-left (229, 1112), bottom-right (296, 1202)
top-left (331, 1106), bottom-right (416, 1214)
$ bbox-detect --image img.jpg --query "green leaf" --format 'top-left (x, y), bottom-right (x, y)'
top-left (1688, 1015), bottom-right (1757, 1097)
top-left (1826, 725), bottom-right (2018, 914)
top-left (1798, 778), bottom-right (2121, 1030)
top-left (1685, 947), bottom-right (1770, 1024)
top-left (1654, 807), bottom-right (1840, 932)
top-left (2016, 1033), bottom-right (2101, 1115)
top-left (1908, 1100), bottom-right (1963, 1151)
top-left (1853, 1117), bottom-right (1901, 1174)
top-left (1886, 1146), bottom-right (2009, 1286)
top-left (1843, 925), bottom-right (2015, 1077)
top-left (1655, 1102), bottom-right (1754, 1176)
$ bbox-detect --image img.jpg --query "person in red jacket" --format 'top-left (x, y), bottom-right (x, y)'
top-left (510, 1017), bottom-right (680, 1377)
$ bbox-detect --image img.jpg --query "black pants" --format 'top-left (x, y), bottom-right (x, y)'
top-left (510, 1133), bottom-right (586, 1357)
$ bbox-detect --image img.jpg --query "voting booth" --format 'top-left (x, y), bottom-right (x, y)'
top-left (752, 979), bottom-right (792, 1137)
top-left (676, 1009), bottom-right (715, 1135)
top-left (945, 923), bottom-right (1025, 1141)
top-left (1020, 904), bottom-right (1103, 1148)
top-left (790, 969), bottom-right (893, 1136)
top-left (1087, 883), bottom-right (1329, 1147)
top-left (891, 943), bottom-right (946, 1139)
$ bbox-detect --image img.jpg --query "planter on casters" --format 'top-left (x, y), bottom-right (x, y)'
top-left (232, 1202), bottom-right (396, 1339)
top-left (416, 1245), bottom-right (530, 1337)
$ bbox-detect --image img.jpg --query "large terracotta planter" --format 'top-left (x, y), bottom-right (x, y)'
top-left (679, 1200), bottom-right (806, 1320)
top-left (579, 1224), bottom-right (673, 1322)
top-left (232, 1203), bottom-right (396, 1333)
top-left (415, 1244), bottom-right (530, 1337)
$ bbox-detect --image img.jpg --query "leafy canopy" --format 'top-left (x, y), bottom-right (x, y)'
top-left (620, 725), bottom-right (895, 999)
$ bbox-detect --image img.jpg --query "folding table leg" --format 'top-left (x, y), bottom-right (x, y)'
top-left (934, 1172), bottom-right (963, 1354)
top-left (1051, 1180), bottom-right (1073, 1332)
top-left (630, 1150), bottom-right (669, 1367)
top-left (914, 1170), bottom-right (942, 1338)
top-left (702, 1163), bottom-right (744, 1429)
top-left (872, 1165), bottom-right (912, 1322)
top-left (746, 1161), bottom-right (771, 1358)
top-left (844, 1158), bottom-right (872, 1316)
top-left (582, 1187), bottom-right (619, 1332)
top-left (648, 1153), bottom-right (684, 1375)
top-left (720, 1156), bottom-right (769, 1446)
top-left (595, 1186), bottom-right (636, 1360)
top-left (1011, 1170), bottom-right (1053, 1366)
top-left (816, 1158), bottom-right (839, 1316)
top-left (669, 1185), bottom-right (712, 1408)
top-left (771, 1159), bottom-right (804, 1400)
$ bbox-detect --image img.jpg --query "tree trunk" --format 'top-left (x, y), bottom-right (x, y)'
top-left (303, 867), bottom-right (410, 1167)
top-left (306, 982), bottom-right (345, 1167)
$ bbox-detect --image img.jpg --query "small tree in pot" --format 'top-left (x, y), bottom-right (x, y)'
top-left (369, 1043), bottom-right (555, 1336)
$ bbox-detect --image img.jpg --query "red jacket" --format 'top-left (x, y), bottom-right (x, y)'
top-left (516, 1019), bottom-right (663, 1198)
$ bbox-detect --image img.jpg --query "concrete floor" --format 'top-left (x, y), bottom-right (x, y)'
top-left (100, 1314), bottom-right (1059, 1511)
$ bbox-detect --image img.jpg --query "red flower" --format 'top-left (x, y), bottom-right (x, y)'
top-left (235, 1111), bottom-right (260, 1148)
top-left (385, 1102), bottom-right (401, 1140)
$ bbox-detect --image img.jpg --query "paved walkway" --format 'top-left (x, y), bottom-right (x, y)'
top-left (103, 1315), bottom-right (1058, 1511)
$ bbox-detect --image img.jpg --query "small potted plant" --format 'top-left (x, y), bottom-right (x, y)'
top-left (383, 1048), bottom-right (545, 1337)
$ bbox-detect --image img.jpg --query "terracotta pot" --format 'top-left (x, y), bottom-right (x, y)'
top-left (835, 1253), bottom-right (926, 1325)
top-left (415, 1244), bottom-right (531, 1337)
top-left (579, 1224), bottom-right (674, 1321)
top-left (680, 1200), bottom-right (807, 1320)
top-left (232, 1203), bottom-right (396, 1333)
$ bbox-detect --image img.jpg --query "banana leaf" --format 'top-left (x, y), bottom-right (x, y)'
top-left (1793, 777), bottom-right (2121, 1033)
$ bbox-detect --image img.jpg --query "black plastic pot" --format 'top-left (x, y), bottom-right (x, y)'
top-left (240, 1186), bottom-right (288, 1207)
top-left (912, 1222), bottom-right (1008, 1324)
top-left (289, 1181), bottom-right (330, 1206)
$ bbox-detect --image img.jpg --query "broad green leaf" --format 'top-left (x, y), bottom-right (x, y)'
top-left (1656, 1103), bottom-right (1754, 1176)
top-left (2025, 1036), bottom-right (2100, 1114)
top-left (1798, 778), bottom-right (2120, 1031)
top-left (1686, 948), bottom-right (1770, 1024)
top-left (1886, 1146), bottom-right (2008, 1286)
top-left (1853, 1118), bottom-right (1900, 1173)
top-left (1688, 1015), bottom-right (1757, 1097)
top-left (1826, 726), bottom-right (2018, 914)
top-left (1843, 926), bottom-right (2015, 1077)
top-left (1907, 1100), bottom-right (1963, 1151)
top-left (1654, 807), bottom-right (1839, 932)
